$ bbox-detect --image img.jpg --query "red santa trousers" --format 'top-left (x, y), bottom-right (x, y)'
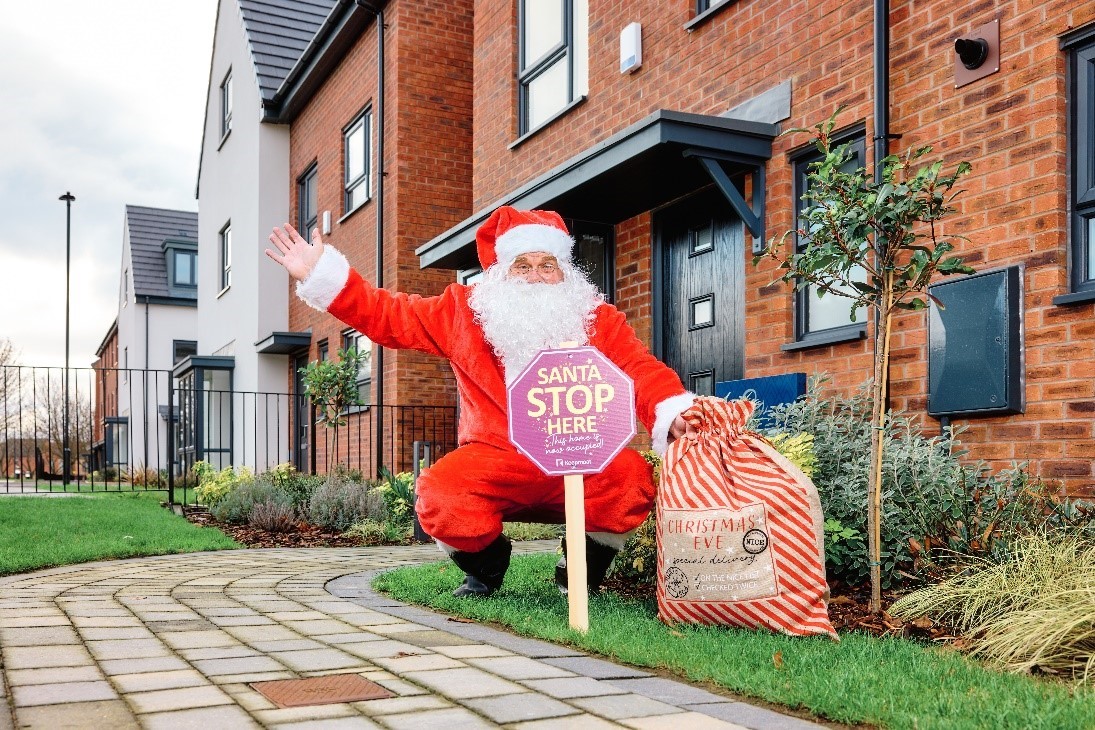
top-left (415, 443), bottom-right (655, 553)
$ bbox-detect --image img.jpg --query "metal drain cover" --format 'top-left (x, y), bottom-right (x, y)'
top-left (251, 675), bottom-right (395, 707)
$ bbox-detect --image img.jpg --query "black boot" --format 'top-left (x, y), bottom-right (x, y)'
top-left (450, 535), bottom-right (512, 597)
top-left (555, 536), bottom-right (618, 596)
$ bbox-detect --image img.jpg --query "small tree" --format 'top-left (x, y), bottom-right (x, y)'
top-left (300, 347), bottom-right (368, 480)
top-left (756, 109), bottom-right (975, 612)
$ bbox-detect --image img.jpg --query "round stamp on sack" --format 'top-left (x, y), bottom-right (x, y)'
top-left (664, 566), bottom-right (689, 598)
top-left (742, 529), bottom-right (769, 555)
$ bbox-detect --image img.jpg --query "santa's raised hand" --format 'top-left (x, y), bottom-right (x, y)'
top-left (266, 223), bottom-right (325, 282)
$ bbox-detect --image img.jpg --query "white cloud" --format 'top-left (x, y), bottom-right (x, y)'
top-left (0, 0), bottom-right (215, 368)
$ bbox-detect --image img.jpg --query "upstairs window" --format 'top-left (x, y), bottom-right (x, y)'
top-left (789, 130), bottom-right (867, 345)
top-left (344, 110), bottom-right (372, 214)
top-left (219, 222), bottom-right (232, 292)
top-left (173, 340), bottom-right (197, 365)
top-left (298, 164), bottom-right (318, 237)
top-left (122, 268), bottom-right (129, 307)
top-left (518, 0), bottom-right (587, 135)
top-left (220, 70), bottom-right (233, 138)
top-left (173, 250), bottom-right (196, 287)
top-left (1062, 28), bottom-right (1095, 300)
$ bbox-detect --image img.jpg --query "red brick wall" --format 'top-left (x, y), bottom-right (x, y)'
top-left (287, 0), bottom-right (474, 415)
top-left (471, 0), bottom-right (1095, 494)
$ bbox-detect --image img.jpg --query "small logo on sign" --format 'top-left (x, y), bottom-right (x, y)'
top-left (742, 529), bottom-right (769, 555)
top-left (664, 566), bottom-right (689, 598)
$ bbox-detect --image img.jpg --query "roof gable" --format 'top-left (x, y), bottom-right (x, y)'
top-left (125, 206), bottom-right (198, 298)
top-left (238, 0), bottom-right (338, 103)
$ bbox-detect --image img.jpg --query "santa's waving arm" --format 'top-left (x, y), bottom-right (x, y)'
top-left (265, 224), bottom-right (456, 356)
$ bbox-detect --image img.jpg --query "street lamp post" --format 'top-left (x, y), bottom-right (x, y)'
top-left (60, 192), bottom-right (75, 486)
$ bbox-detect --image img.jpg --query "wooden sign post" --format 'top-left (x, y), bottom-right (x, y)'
top-left (507, 343), bottom-right (636, 632)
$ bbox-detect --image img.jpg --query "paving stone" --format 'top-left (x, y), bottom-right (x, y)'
top-left (190, 655), bottom-right (287, 676)
top-left (127, 684), bottom-right (235, 714)
top-left (2, 666), bottom-right (101, 687)
top-left (541, 656), bottom-right (652, 679)
top-left (252, 703), bottom-right (358, 725)
top-left (141, 704), bottom-right (260, 729)
top-left (394, 630), bottom-right (476, 648)
top-left (369, 653), bottom-right (466, 673)
top-left (620, 711), bottom-right (748, 729)
top-left (69, 615), bottom-right (143, 628)
top-left (378, 707), bottom-right (498, 730)
top-left (684, 702), bottom-right (824, 729)
top-left (520, 677), bottom-right (630, 699)
top-left (0, 616), bottom-right (70, 628)
top-left (464, 692), bottom-right (582, 723)
top-left (312, 632), bottom-right (384, 645)
top-left (272, 648), bottom-right (365, 672)
top-left (207, 670), bottom-right (297, 685)
top-left (462, 656), bottom-right (575, 680)
top-left (511, 714), bottom-right (623, 730)
top-left (13, 699), bottom-right (139, 729)
top-left (337, 639), bottom-right (425, 660)
top-left (267, 611), bottom-right (331, 621)
top-left (144, 619), bottom-right (218, 632)
top-left (570, 693), bottom-right (683, 719)
top-left (0, 626), bottom-right (80, 646)
top-left (2, 644), bottom-right (95, 669)
top-left (365, 676), bottom-right (429, 697)
top-left (99, 656), bottom-right (191, 675)
top-left (11, 680), bottom-right (117, 707)
top-left (86, 638), bottom-right (171, 660)
top-left (431, 644), bottom-right (515, 659)
top-left (158, 630), bottom-right (241, 649)
top-left (250, 639), bottom-right (329, 652)
top-left (221, 684), bottom-right (278, 711)
top-left (179, 645), bottom-right (265, 660)
top-left (110, 669), bottom-right (209, 694)
top-left (607, 677), bottom-right (731, 705)
top-left (269, 718), bottom-right (383, 729)
top-left (203, 615), bottom-right (277, 626)
top-left (226, 625), bottom-right (303, 642)
top-left (77, 627), bottom-right (156, 641)
top-left (401, 667), bottom-right (526, 699)
top-left (353, 694), bottom-right (452, 716)
top-left (283, 620), bottom-right (358, 635)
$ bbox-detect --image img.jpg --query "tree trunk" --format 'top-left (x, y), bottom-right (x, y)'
top-left (868, 277), bottom-right (894, 614)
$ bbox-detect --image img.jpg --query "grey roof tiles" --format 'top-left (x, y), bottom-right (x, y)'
top-left (238, 0), bottom-right (339, 103)
top-left (125, 205), bottom-right (198, 298)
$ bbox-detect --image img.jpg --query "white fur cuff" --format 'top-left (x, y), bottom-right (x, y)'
top-left (651, 392), bottom-right (696, 455)
top-left (296, 246), bottom-right (351, 311)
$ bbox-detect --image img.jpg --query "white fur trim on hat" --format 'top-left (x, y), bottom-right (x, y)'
top-left (494, 223), bottom-right (574, 266)
top-left (651, 392), bottom-right (697, 455)
top-left (296, 246), bottom-right (350, 311)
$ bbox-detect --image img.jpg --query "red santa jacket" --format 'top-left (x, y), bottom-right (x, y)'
top-left (299, 248), bottom-right (695, 453)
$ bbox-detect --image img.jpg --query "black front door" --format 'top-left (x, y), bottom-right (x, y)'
top-left (657, 188), bottom-right (745, 395)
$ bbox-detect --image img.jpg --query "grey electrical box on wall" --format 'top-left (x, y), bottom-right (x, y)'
top-left (927, 266), bottom-right (1024, 418)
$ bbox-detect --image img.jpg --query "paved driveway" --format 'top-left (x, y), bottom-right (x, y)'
top-left (0, 544), bottom-right (820, 729)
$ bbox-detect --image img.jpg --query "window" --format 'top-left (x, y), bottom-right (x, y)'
top-left (790, 130), bottom-right (867, 344)
top-left (696, 0), bottom-right (729, 12)
top-left (1064, 29), bottom-right (1095, 298)
top-left (123, 347), bottom-right (128, 382)
top-left (344, 110), bottom-right (371, 213)
top-left (219, 222), bottom-right (232, 291)
top-left (298, 164), bottom-right (317, 237)
top-left (173, 250), bottom-right (196, 287)
top-left (342, 330), bottom-right (372, 406)
top-left (518, 0), bottom-right (587, 135)
top-left (220, 70), bottom-right (232, 138)
top-left (173, 340), bottom-right (197, 365)
top-left (317, 339), bottom-right (329, 362)
top-left (105, 417), bottom-right (129, 467)
top-left (122, 268), bottom-right (129, 307)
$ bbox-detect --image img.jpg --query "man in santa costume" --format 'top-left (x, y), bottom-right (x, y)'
top-left (266, 207), bottom-right (695, 597)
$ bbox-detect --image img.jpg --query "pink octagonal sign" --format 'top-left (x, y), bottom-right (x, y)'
top-left (507, 346), bottom-right (636, 475)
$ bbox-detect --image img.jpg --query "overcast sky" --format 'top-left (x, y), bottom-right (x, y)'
top-left (1, 0), bottom-right (218, 368)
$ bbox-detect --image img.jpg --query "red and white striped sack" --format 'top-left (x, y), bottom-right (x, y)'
top-left (656, 397), bottom-right (837, 639)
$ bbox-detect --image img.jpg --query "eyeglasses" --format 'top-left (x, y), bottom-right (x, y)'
top-left (509, 261), bottom-right (559, 276)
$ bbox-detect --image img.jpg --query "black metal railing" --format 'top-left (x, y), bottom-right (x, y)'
top-left (1, 365), bottom-right (457, 505)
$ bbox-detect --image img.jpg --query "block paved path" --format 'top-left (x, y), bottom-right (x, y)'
top-left (0, 543), bottom-right (823, 729)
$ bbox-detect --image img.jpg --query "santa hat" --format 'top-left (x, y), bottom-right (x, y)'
top-left (475, 206), bottom-right (574, 270)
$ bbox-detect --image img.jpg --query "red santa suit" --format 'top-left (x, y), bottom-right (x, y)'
top-left (297, 208), bottom-right (695, 553)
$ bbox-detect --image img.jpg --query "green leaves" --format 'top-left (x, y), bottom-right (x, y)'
top-left (300, 347), bottom-right (368, 429)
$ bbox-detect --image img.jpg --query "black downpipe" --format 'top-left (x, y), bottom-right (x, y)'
top-left (873, 0), bottom-right (892, 414)
top-left (143, 295), bottom-right (150, 475)
top-left (357, 1), bottom-right (385, 476)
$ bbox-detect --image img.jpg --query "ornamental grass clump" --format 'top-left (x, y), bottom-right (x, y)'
top-left (307, 473), bottom-right (382, 532)
top-left (891, 532), bottom-right (1095, 684)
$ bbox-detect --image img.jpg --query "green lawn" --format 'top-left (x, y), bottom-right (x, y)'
top-left (375, 554), bottom-right (1095, 730)
top-left (0, 493), bottom-right (240, 575)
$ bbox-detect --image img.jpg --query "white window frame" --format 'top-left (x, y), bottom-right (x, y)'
top-left (517, 0), bottom-right (588, 136)
top-left (341, 330), bottom-right (372, 408)
top-left (220, 70), bottom-right (232, 139)
top-left (343, 109), bottom-right (372, 214)
top-left (219, 222), bottom-right (232, 293)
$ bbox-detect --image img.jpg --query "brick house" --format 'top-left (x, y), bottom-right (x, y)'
top-left (267, 1), bottom-right (1093, 495)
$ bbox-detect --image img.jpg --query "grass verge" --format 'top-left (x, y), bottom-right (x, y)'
top-left (0, 493), bottom-right (240, 576)
top-left (374, 554), bottom-right (1095, 730)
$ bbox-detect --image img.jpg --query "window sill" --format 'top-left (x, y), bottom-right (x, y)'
top-left (1052, 289), bottom-right (1095, 306)
top-left (217, 129), bottom-right (231, 151)
top-left (217, 285), bottom-right (231, 300)
top-left (509, 96), bottom-right (588, 151)
top-left (684, 0), bottom-right (736, 32)
top-left (337, 199), bottom-right (370, 225)
top-left (781, 325), bottom-right (867, 352)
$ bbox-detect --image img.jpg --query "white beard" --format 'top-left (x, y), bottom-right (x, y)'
top-left (468, 262), bottom-right (604, 383)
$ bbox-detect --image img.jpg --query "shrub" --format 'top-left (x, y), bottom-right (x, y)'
top-left (129, 467), bottom-right (166, 489)
top-left (193, 462), bottom-right (253, 507)
top-left (345, 518), bottom-right (412, 545)
top-left (210, 478), bottom-right (289, 525)
top-left (892, 533), bottom-right (1095, 684)
top-left (261, 463), bottom-right (323, 511)
top-left (308, 475), bottom-right (382, 532)
top-left (249, 498), bottom-right (298, 532)
top-left (504, 522), bottom-right (563, 541)
top-left (375, 467), bottom-right (415, 527)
